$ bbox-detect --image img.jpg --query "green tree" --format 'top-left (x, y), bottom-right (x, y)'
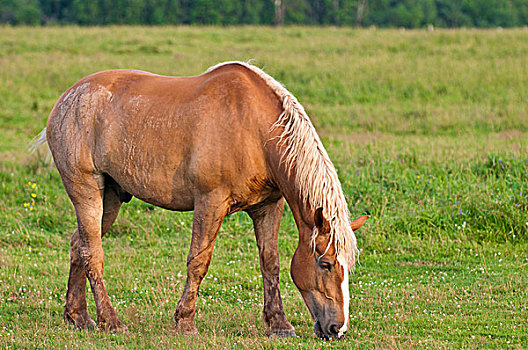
top-left (0, 0), bottom-right (17, 23)
top-left (0, 0), bottom-right (41, 24)
top-left (306, 0), bottom-right (330, 24)
top-left (192, 0), bottom-right (219, 24)
top-left (240, 0), bottom-right (261, 24)
top-left (284, 0), bottom-right (308, 24)
top-left (422, 0), bottom-right (437, 25)
top-left (512, 0), bottom-right (528, 25)
top-left (436, 0), bottom-right (471, 27)
top-left (164, 0), bottom-right (182, 24)
top-left (259, 0), bottom-right (275, 24)
top-left (16, 2), bottom-right (41, 24)
top-left (70, 0), bottom-right (100, 25)
top-left (334, 0), bottom-right (357, 26)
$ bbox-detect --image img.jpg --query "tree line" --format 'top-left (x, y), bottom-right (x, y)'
top-left (1, 0), bottom-right (527, 27)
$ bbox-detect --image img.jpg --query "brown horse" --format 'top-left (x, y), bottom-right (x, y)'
top-left (32, 61), bottom-right (368, 340)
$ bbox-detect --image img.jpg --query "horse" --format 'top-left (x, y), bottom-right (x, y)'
top-left (31, 61), bottom-right (368, 340)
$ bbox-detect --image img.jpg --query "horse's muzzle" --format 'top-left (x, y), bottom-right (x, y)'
top-left (313, 320), bottom-right (346, 340)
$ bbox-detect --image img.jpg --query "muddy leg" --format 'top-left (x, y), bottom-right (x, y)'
top-left (64, 184), bottom-right (123, 330)
top-left (63, 174), bottom-right (126, 333)
top-left (174, 194), bottom-right (228, 335)
top-left (247, 198), bottom-right (296, 337)
top-left (64, 228), bottom-right (96, 330)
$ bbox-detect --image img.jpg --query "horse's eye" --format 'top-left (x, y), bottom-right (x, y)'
top-left (318, 260), bottom-right (332, 271)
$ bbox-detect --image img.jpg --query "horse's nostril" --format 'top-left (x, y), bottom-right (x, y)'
top-left (329, 324), bottom-right (339, 336)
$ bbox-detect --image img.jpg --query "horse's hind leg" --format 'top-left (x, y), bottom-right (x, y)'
top-left (174, 193), bottom-right (228, 335)
top-left (62, 174), bottom-right (127, 333)
top-left (247, 198), bottom-right (296, 337)
top-left (64, 181), bottom-right (123, 330)
top-left (64, 228), bottom-right (96, 329)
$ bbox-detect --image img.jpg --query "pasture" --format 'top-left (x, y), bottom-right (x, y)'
top-left (1, 26), bottom-right (527, 349)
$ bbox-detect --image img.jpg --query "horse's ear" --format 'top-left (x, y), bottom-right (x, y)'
top-left (350, 215), bottom-right (369, 231)
top-left (314, 207), bottom-right (325, 230)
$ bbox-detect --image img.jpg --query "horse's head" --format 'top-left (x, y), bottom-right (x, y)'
top-left (290, 209), bottom-right (368, 340)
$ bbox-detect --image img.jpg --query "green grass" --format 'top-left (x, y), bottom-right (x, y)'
top-left (1, 26), bottom-right (528, 349)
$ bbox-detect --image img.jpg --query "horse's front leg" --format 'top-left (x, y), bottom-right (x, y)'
top-left (247, 198), bottom-right (296, 337)
top-left (174, 193), bottom-right (228, 335)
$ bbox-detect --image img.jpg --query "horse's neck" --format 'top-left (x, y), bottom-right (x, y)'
top-left (284, 192), bottom-right (314, 245)
top-left (267, 146), bottom-right (314, 243)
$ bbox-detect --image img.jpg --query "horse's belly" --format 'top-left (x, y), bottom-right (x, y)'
top-left (104, 157), bottom-right (195, 212)
top-left (133, 191), bottom-right (195, 212)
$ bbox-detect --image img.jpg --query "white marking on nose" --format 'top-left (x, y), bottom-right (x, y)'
top-left (337, 255), bottom-right (349, 337)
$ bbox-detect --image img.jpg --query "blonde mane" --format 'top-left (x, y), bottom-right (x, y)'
top-left (207, 61), bottom-right (358, 267)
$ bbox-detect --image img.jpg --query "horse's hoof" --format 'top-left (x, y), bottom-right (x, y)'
top-left (81, 318), bottom-right (97, 331)
top-left (269, 330), bottom-right (297, 338)
top-left (64, 309), bottom-right (97, 330)
top-left (98, 318), bottom-right (129, 334)
top-left (174, 319), bottom-right (199, 336)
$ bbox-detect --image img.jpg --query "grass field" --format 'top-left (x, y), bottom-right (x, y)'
top-left (1, 26), bottom-right (528, 349)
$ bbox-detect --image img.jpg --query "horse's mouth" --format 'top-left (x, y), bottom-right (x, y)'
top-left (313, 320), bottom-right (346, 341)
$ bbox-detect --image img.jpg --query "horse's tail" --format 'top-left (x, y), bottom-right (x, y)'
top-left (29, 127), bottom-right (52, 163)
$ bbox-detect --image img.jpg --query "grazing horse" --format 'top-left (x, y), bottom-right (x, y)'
top-left (32, 61), bottom-right (368, 340)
